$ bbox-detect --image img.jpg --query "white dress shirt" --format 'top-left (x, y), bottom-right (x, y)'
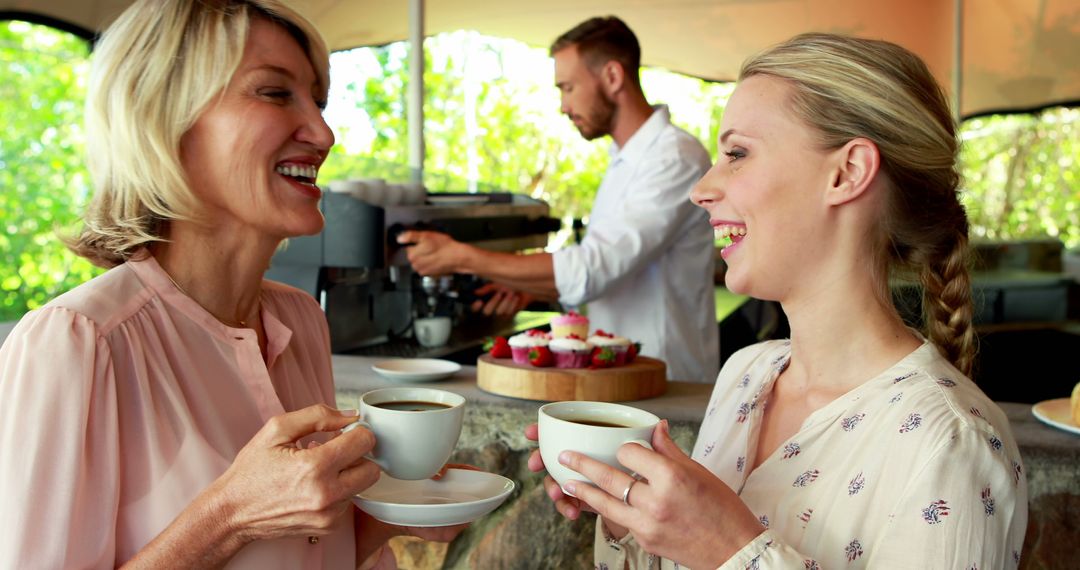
top-left (553, 105), bottom-right (718, 382)
top-left (595, 339), bottom-right (1028, 569)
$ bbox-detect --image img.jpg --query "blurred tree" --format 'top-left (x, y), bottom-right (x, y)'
top-left (320, 32), bottom-right (738, 257)
top-left (959, 108), bottom-right (1080, 249)
top-left (0, 24), bottom-right (1077, 324)
top-left (0, 21), bottom-right (98, 322)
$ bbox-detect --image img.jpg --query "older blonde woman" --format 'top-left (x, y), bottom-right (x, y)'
top-left (0, 1), bottom-right (461, 567)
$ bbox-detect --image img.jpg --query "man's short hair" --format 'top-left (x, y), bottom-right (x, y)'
top-left (549, 16), bottom-right (641, 85)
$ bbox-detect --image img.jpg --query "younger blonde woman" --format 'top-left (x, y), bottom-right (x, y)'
top-left (530, 33), bottom-right (1028, 569)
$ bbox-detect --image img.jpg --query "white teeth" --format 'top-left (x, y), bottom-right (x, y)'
top-left (275, 164), bottom-right (318, 180)
top-left (713, 225), bottom-right (747, 240)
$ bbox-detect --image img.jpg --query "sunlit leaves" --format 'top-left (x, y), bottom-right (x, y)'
top-left (2, 23), bottom-right (1077, 325)
top-left (959, 108), bottom-right (1080, 249)
top-left (0, 21), bottom-right (99, 321)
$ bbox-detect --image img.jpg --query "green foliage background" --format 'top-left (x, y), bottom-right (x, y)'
top-left (0, 22), bottom-right (98, 321)
top-left (959, 109), bottom-right (1079, 248)
top-left (1, 23), bottom-right (1077, 323)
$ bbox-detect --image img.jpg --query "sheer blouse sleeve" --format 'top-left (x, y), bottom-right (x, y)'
top-left (0, 307), bottom-right (121, 569)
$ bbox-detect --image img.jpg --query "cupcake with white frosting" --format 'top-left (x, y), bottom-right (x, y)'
top-left (508, 329), bottom-right (550, 365)
top-left (587, 330), bottom-right (633, 365)
top-left (549, 335), bottom-right (593, 368)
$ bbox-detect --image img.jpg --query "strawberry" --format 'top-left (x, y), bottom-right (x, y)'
top-left (486, 336), bottom-right (511, 359)
top-left (589, 347), bottom-right (616, 369)
top-left (593, 329), bottom-right (613, 338)
top-left (528, 346), bottom-right (554, 367)
top-left (626, 342), bottom-right (641, 363)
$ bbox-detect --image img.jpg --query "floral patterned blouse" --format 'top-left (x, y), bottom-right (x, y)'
top-left (595, 339), bottom-right (1028, 569)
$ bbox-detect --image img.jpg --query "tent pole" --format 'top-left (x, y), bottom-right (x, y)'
top-left (952, 0), bottom-right (963, 122)
top-left (408, 0), bottom-right (425, 184)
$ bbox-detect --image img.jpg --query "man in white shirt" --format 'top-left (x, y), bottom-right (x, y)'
top-left (399, 16), bottom-right (718, 382)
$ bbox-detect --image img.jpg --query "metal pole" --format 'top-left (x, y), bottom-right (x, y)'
top-left (952, 0), bottom-right (963, 121)
top-left (408, 0), bottom-right (425, 184)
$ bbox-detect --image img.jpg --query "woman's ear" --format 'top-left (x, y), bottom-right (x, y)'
top-left (825, 137), bottom-right (880, 206)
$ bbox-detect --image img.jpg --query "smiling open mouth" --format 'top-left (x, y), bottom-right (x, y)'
top-left (714, 224), bottom-right (746, 247)
top-left (275, 163), bottom-right (318, 186)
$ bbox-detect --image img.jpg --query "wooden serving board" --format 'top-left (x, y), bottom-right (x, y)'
top-left (476, 354), bottom-right (666, 402)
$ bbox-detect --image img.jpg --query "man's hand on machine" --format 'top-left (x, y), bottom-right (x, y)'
top-left (397, 230), bottom-right (469, 276)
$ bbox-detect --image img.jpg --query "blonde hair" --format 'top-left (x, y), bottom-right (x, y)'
top-left (741, 33), bottom-right (975, 376)
top-left (68, 0), bottom-right (329, 267)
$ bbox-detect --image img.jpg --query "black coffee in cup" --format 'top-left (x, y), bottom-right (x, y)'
top-left (375, 400), bottom-right (453, 412)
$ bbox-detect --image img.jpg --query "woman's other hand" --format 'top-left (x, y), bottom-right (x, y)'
top-left (432, 462), bottom-right (484, 480)
top-left (211, 404), bottom-right (380, 544)
top-left (356, 510), bottom-right (469, 570)
top-left (523, 423), bottom-right (630, 534)
top-left (557, 420), bottom-right (763, 568)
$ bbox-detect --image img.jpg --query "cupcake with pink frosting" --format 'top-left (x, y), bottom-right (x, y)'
top-left (587, 330), bottom-right (633, 365)
top-left (549, 334), bottom-right (593, 368)
top-left (551, 311), bottom-right (589, 339)
top-left (508, 329), bottom-right (550, 364)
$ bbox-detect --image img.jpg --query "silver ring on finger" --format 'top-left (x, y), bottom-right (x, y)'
top-left (621, 478), bottom-right (637, 506)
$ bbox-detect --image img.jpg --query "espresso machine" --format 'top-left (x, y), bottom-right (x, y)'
top-left (266, 190), bottom-right (560, 355)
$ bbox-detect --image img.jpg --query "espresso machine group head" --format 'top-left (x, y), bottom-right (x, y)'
top-left (267, 191), bottom-right (559, 355)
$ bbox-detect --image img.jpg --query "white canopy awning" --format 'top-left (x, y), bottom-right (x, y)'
top-left (3, 0), bottom-right (1078, 118)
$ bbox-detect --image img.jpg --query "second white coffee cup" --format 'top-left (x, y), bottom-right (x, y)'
top-left (343, 387), bottom-right (465, 480)
top-left (538, 401), bottom-right (659, 494)
top-left (414, 316), bottom-right (452, 347)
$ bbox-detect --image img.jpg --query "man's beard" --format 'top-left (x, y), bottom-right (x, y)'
top-left (574, 86), bottom-right (616, 141)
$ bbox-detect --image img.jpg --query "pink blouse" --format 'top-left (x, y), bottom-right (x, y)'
top-left (0, 254), bottom-right (355, 568)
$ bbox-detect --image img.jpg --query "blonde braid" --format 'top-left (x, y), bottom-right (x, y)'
top-left (919, 232), bottom-right (976, 376)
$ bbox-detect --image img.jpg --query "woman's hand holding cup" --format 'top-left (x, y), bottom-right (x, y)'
top-left (525, 423), bottom-right (597, 522)
top-left (210, 404), bottom-right (382, 545)
top-left (526, 400), bottom-right (660, 541)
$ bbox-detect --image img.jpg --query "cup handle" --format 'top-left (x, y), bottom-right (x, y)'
top-left (341, 420), bottom-right (388, 471)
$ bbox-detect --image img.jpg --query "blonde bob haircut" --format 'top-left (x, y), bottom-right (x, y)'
top-left (68, 0), bottom-right (329, 268)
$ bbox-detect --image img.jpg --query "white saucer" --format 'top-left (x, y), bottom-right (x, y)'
top-left (353, 469), bottom-right (515, 527)
top-left (1031, 398), bottom-right (1080, 435)
top-left (372, 359), bottom-right (462, 382)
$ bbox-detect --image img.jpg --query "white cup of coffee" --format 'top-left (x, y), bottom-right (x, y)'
top-left (538, 401), bottom-right (660, 493)
top-left (414, 316), bottom-right (452, 347)
top-left (343, 387), bottom-right (465, 480)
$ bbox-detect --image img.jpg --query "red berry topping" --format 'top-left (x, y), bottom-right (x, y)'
top-left (590, 347), bottom-right (616, 368)
top-left (528, 346), bottom-right (554, 367)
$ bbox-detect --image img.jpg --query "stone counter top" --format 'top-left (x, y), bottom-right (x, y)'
top-left (332, 355), bottom-right (711, 422)
top-left (332, 354), bottom-right (1079, 458)
top-left (332, 354), bottom-right (1079, 569)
